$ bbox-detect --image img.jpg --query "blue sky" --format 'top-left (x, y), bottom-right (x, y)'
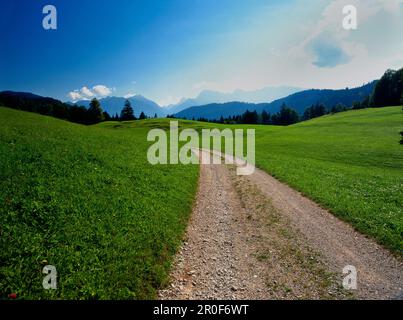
top-left (0, 0), bottom-right (402, 106)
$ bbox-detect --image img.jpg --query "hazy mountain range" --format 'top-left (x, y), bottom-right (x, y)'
top-left (69, 86), bottom-right (302, 117)
top-left (174, 82), bottom-right (377, 120)
top-left (165, 86), bottom-right (301, 114)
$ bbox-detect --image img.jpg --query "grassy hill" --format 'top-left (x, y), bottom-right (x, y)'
top-left (1, 105), bottom-right (402, 300)
top-left (0, 107), bottom-right (199, 299)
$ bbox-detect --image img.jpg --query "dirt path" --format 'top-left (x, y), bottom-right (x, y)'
top-left (159, 150), bottom-right (403, 300)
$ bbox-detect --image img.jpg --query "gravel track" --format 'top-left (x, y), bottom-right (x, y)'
top-left (159, 150), bottom-right (403, 300)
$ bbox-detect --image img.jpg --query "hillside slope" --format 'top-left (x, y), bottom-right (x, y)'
top-left (0, 107), bottom-right (199, 299)
top-left (260, 81), bottom-right (377, 114)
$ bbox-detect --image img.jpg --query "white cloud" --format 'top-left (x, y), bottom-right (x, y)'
top-left (81, 86), bottom-right (94, 98)
top-left (92, 85), bottom-right (112, 97)
top-left (227, 0), bottom-right (403, 90)
top-left (68, 85), bottom-right (113, 101)
top-left (68, 86), bottom-right (94, 101)
top-left (291, 0), bottom-right (403, 68)
top-left (68, 90), bottom-right (83, 101)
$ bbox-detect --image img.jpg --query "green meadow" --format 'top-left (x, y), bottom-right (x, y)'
top-left (0, 105), bottom-right (402, 300)
top-left (0, 107), bottom-right (199, 299)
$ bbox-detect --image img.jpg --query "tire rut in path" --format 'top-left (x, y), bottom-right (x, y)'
top-left (159, 159), bottom-right (257, 299)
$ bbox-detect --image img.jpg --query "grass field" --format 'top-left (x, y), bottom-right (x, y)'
top-left (100, 107), bottom-right (403, 253)
top-left (0, 107), bottom-right (199, 299)
top-left (1, 105), bottom-right (402, 300)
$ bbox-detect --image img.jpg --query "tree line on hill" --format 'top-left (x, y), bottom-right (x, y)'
top-left (372, 68), bottom-right (403, 107)
top-left (0, 91), bottom-right (156, 125)
top-left (196, 105), bottom-right (300, 125)
top-left (188, 99), bottom-right (372, 126)
top-left (70, 98), bottom-right (157, 124)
